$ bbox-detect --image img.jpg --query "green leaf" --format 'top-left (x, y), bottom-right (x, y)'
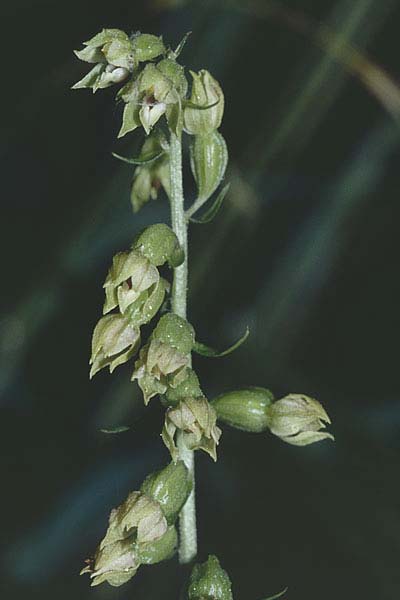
top-left (112, 149), bottom-right (164, 165)
top-left (190, 184), bottom-right (230, 224)
top-left (193, 327), bottom-right (249, 358)
top-left (100, 425), bottom-right (130, 434)
top-left (260, 587), bottom-right (288, 600)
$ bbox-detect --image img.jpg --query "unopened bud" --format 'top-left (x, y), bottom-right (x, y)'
top-left (184, 70), bottom-right (224, 135)
top-left (188, 555), bottom-right (233, 600)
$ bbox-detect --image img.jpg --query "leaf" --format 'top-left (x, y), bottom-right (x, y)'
top-left (112, 149), bottom-right (164, 165)
top-left (100, 425), bottom-right (130, 434)
top-left (190, 184), bottom-right (230, 224)
top-left (193, 327), bottom-right (249, 358)
top-left (260, 587), bottom-right (288, 600)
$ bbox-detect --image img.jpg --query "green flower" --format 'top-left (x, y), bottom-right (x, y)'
top-left (103, 249), bottom-right (162, 316)
top-left (162, 396), bottom-right (222, 461)
top-left (81, 491), bottom-right (167, 587)
top-left (132, 313), bottom-right (195, 404)
top-left (118, 57), bottom-right (188, 137)
top-left (89, 314), bottom-right (140, 378)
top-left (266, 394), bottom-right (334, 446)
top-left (73, 30), bottom-right (165, 93)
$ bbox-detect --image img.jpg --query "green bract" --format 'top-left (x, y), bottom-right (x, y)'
top-left (188, 555), bottom-right (233, 600)
top-left (89, 314), bottom-right (140, 378)
top-left (184, 70), bottom-right (225, 135)
top-left (266, 394), bottom-right (334, 446)
top-left (212, 387), bottom-right (274, 432)
top-left (162, 396), bottom-right (222, 461)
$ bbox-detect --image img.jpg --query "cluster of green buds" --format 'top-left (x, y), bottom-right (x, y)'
top-left (81, 461), bottom-right (191, 587)
top-left (89, 223), bottom-right (183, 378)
top-left (212, 388), bottom-right (334, 447)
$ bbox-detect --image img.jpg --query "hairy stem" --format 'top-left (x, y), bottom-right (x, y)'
top-left (169, 131), bottom-right (197, 564)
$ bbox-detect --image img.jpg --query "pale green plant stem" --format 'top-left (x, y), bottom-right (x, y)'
top-left (169, 131), bottom-right (197, 564)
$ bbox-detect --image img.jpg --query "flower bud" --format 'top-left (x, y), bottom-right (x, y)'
top-left (212, 387), bottom-right (274, 432)
top-left (140, 461), bottom-right (192, 524)
top-left (137, 525), bottom-right (177, 565)
top-left (190, 131), bottom-right (228, 200)
top-left (188, 555), bottom-right (233, 600)
top-left (133, 224), bottom-right (184, 268)
top-left (184, 70), bottom-right (224, 135)
top-left (162, 396), bottom-right (222, 461)
top-left (90, 314), bottom-right (140, 378)
top-left (267, 394), bottom-right (334, 446)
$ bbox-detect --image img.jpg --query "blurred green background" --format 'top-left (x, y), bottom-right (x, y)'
top-left (1, 0), bottom-right (400, 598)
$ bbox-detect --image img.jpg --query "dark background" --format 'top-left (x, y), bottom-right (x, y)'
top-left (1, 0), bottom-right (400, 598)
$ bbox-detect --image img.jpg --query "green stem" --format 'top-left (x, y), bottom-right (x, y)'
top-left (169, 130), bottom-right (197, 564)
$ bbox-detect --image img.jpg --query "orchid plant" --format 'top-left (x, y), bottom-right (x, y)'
top-left (72, 28), bottom-right (334, 599)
